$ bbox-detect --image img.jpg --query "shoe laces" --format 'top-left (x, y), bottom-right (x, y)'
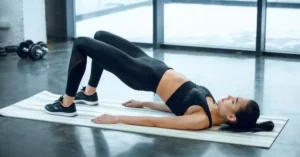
top-left (54, 96), bottom-right (63, 104)
top-left (76, 86), bottom-right (86, 97)
top-left (80, 86), bottom-right (86, 91)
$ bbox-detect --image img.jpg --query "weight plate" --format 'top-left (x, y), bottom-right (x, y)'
top-left (29, 45), bottom-right (43, 60)
top-left (35, 42), bottom-right (47, 57)
top-left (5, 45), bottom-right (18, 53)
top-left (37, 41), bottom-right (48, 48)
top-left (17, 42), bottom-right (30, 58)
top-left (0, 47), bottom-right (7, 57)
top-left (25, 40), bottom-right (34, 45)
top-left (0, 47), bottom-right (5, 53)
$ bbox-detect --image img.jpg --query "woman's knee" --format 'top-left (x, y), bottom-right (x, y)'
top-left (94, 30), bottom-right (111, 40)
top-left (74, 37), bottom-right (90, 47)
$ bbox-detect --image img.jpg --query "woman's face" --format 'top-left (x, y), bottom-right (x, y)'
top-left (217, 95), bottom-right (249, 122)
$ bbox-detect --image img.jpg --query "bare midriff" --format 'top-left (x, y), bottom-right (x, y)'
top-left (156, 69), bottom-right (189, 102)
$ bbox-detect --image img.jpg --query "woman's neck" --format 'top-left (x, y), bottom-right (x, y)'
top-left (211, 105), bottom-right (228, 125)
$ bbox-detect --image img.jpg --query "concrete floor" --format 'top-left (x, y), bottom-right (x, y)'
top-left (0, 41), bottom-right (299, 157)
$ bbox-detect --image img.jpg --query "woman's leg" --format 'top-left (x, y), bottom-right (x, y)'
top-left (85, 31), bottom-right (149, 94)
top-left (45, 37), bottom-right (157, 116)
top-left (75, 31), bottom-right (151, 105)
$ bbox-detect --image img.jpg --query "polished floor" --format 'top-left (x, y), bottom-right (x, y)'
top-left (0, 41), bottom-right (299, 157)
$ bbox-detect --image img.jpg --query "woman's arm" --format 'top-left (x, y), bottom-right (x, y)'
top-left (92, 112), bottom-right (209, 130)
top-left (142, 101), bottom-right (171, 112)
top-left (122, 99), bottom-right (171, 112)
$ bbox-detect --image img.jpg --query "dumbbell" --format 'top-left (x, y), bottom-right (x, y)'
top-left (17, 40), bottom-right (47, 60)
top-left (28, 41), bottom-right (48, 60)
top-left (17, 40), bottom-right (34, 58)
top-left (36, 41), bottom-right (48, 57)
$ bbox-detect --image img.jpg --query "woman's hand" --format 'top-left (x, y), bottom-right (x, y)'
top-left (92, 114), bottom-right (118, 124)
top-left (122, 99), bottom-right (144, 108)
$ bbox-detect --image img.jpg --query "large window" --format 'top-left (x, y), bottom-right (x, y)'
top-left (164, 1), bottom-right (257, 50)
top-left (71, 0), bottom-right (300, 55)
top-left (75, 0), bottom-right (153, 43)
top-left (266, 2), bottom-right (300, 53)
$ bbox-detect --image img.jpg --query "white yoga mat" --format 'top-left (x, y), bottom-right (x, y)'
top-left (0, 91), bottom-right (288, 148)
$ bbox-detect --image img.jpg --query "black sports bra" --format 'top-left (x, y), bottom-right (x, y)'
top-left (165, 81), bottom-right (215, 128)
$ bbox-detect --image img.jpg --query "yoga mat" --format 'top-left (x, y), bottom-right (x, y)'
top-left (0, 91), bottom-right (288, 148)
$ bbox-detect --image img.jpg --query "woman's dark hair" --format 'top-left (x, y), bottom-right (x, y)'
top-left (221, 100), bottom-right (275, 132)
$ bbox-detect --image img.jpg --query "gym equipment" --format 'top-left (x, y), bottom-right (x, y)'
top-left (17, 40), bottom-right (48, 60)
top-left (37, 41), bottom-right (48, 51)
top-left (36, 41), bottom-right (48, 57)
top-left (25, 40), bottom-right (34, 45)
top-left (17, 40), bottom-right (34, 58)
top-left (28, 44), bottom-right (47, 60)
top-left (0, 47), bottom-right (7, 57)
top-left (5, 45), bottom-right (18, 53)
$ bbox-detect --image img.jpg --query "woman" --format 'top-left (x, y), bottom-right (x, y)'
top-left (45, 31), bottom-right (274, 132)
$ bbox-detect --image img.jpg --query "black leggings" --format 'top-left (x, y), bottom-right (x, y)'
top-left (65, 31), bottom-right (171, 97)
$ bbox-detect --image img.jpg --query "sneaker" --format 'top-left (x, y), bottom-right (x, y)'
top-left (74, 86), bottom-right (98, 106)
top-left (44, 96), bottom-right (77, 117)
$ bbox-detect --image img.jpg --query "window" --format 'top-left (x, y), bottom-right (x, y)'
top-left (75, 0), bottom-right (153, 43)
top-left (266, 2), bottom-right (300, 53)
top-left (164, 1), bottom-right (257, 50)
